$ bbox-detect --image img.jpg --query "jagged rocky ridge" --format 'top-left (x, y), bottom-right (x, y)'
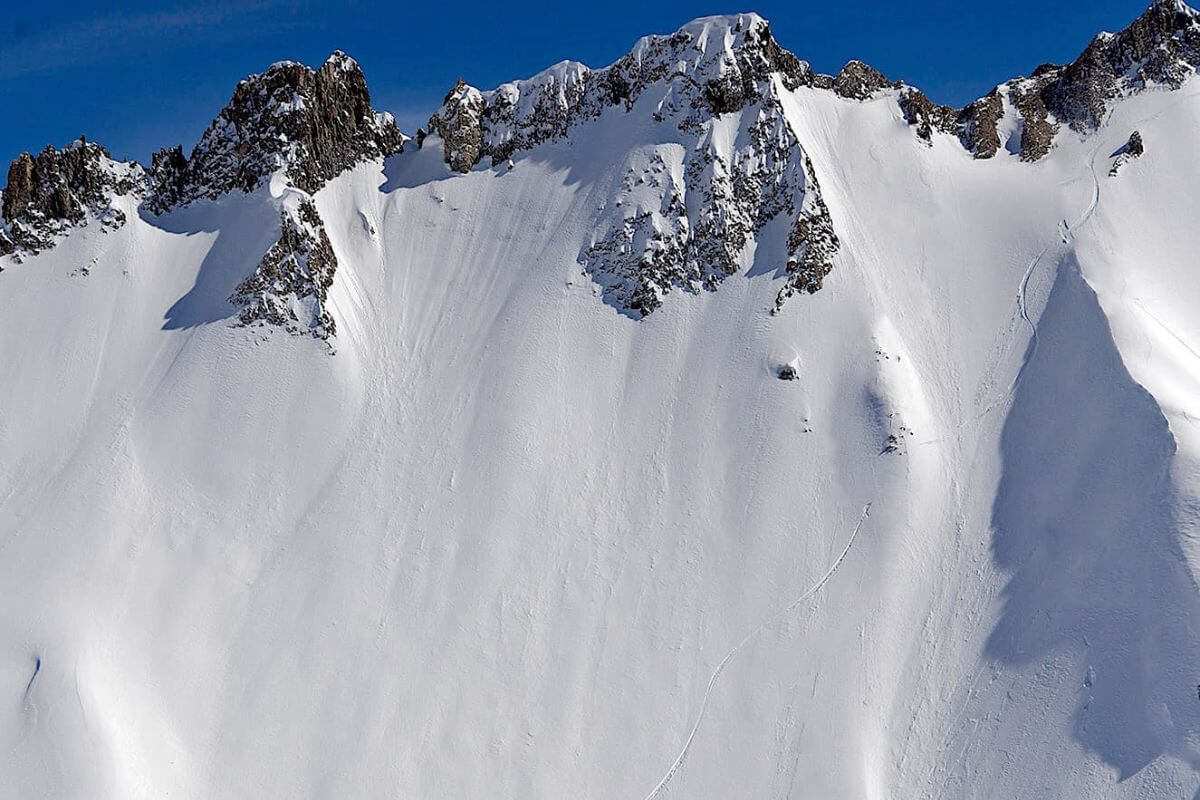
top-left (145, 51), bottom-right (404, 340)
top-left (426, 14), bottom-right (841, 315)
top-left (0, 139), bottom-right (144, 260)
top-left (148, 51), bottom-right (404, 211)
top-left (423, 1), bottom-right (1200, 316)
top-left (0, 52), bottom-right (400, 336)
top-left (897, 0), bottom-right (1200, 160)
top-left (2, 2), bottom-right (1199, 321)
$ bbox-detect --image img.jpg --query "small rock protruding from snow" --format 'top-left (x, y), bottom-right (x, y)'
top-left (1109, 130), bottom-right (1145, 175)
top-left (777, 363), bottom-right (799, 381)
top-left (881, 413), bottom-right (915, 455)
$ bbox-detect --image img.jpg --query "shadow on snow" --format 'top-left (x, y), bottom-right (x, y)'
top-left (988, 255), bottom-right (1200, 783)
top-left (139, 195), bottom-right (280, 330)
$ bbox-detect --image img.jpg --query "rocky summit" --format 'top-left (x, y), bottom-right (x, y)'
top-left (0, 139), bottom-right (143, 258)
top-left (147, 51), bottom-right (405, 212)
top-left (428, 15), bottom-right (839, 315)
top-left (896, 0), bottom-right (1200, 160)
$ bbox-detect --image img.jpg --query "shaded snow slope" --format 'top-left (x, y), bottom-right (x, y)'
top-left (4, 15), bottom-right (1200, 800)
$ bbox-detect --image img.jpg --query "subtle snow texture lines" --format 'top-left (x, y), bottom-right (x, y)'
top-left (4, 14), bottom-right (1200, 800)
top-left (641, 503), bottom-right (872, 800)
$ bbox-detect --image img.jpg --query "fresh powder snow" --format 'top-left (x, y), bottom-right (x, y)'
top-left (3, 4), bottom-right (1200, 799)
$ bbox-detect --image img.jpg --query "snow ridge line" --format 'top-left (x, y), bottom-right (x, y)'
top-left (640, 502), bottom-right (873, 800)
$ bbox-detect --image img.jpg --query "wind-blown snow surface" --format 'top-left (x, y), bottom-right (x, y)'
top-left (3, 72), bottom-right (1200, 799)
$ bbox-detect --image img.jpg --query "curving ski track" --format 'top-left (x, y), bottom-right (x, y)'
top-left (920, 116), bottom-right (1136, 448)
top-left (641, 503), bottom-right (873, 800)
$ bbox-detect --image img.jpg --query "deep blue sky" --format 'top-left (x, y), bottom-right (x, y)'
top-left (0, 0), bottom-right (1157, 169)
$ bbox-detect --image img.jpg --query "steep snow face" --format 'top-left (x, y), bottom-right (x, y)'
top-left (5, 9), bottom-right (1200, 800)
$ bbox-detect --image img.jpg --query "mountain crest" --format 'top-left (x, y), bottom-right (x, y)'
top-left (1045, 0), bottom-right (1200, 131)
top-left (0, 138), bottom-right (143, 258)
top-left (426, 13), bottom-right (811, 173)
top-left (422, 14), bottom-right (843, 316)
top-left (898, 0), bottom-right (1200, 159)
top-left (3, 1), bottom-right (1200, 322)
top-left (148, 51), bottom-right (404, 212)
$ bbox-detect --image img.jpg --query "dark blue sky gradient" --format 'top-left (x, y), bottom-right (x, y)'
top-left (0, 0), bottom-right (1157, 168)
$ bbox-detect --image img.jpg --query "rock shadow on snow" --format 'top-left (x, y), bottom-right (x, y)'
top-left (988, 256), bottom-right (1200, 782)
top-left (378, 147), bottom-right (463, 193)
top-left (139, 196), bottom-right (280, 330)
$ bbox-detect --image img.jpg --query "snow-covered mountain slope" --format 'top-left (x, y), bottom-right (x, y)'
top-left (4, 3), bottom-right (1200, 798)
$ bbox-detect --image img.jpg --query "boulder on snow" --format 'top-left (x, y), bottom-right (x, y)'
top-left (1109, 130), bottom-right (1145, 175)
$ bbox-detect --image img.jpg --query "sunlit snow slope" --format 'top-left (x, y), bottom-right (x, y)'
top-left (4, 14), bottom-right (1200, 800)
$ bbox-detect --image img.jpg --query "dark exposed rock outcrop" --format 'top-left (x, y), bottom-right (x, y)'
top-left (426, 14), bottom-right (820, 172)
top-left (898, 86), bottom-right (1007, 158)
top-left (1009, 76), bottom-right (1061, 162)
top-left (1043, 0), bottom-right (1200, 133)
top-left (1, 51), bottom-right (404, 268)
top-left (1125, 129), bottom-right (1146, 156)
top-left (147, 145), bottom-right (188, 211)
top-left (425, 14), bottom-right (841, 317)
top-left (828, 60), bottom-right (896, 100)
top-left (898, 0), bottom-right (1200, 160)
top-left (147, 51), bottom-right (404, 212)
top-left (433, 79), bottom-right (484, 174)
top-left (897, 87), bottom-right (958, 143)
top-left (1109, 130), bottom-right (1145, 174)
top-left (1, 138), bottom-right (144, 256)
top-left (775, 153), bottom-right (841, 311)
top-left (229, 199), bottom-right (338, 341)
top-left (581, 98), bottom-right (840, 317)
top-left (138, 52), bottom-right (404, 342)
top-left (957, 89), bottom-right (1005, 158)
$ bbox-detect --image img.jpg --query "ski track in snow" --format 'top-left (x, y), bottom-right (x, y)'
top-left (918, 101), bottom-right (1162, 449)
top-left (1132, 299), bottom-right (1200, 364)
top-left (640, 503), bottom-right (873, 800)
top-left (6, 41), bottom-right (1200, 800)
top-left (1002, 240), bottom-right (1052, 406)
top-left (23, 657), bottom-right (41, 700)
top-left (915, 240), bottom-right (1052, 448)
